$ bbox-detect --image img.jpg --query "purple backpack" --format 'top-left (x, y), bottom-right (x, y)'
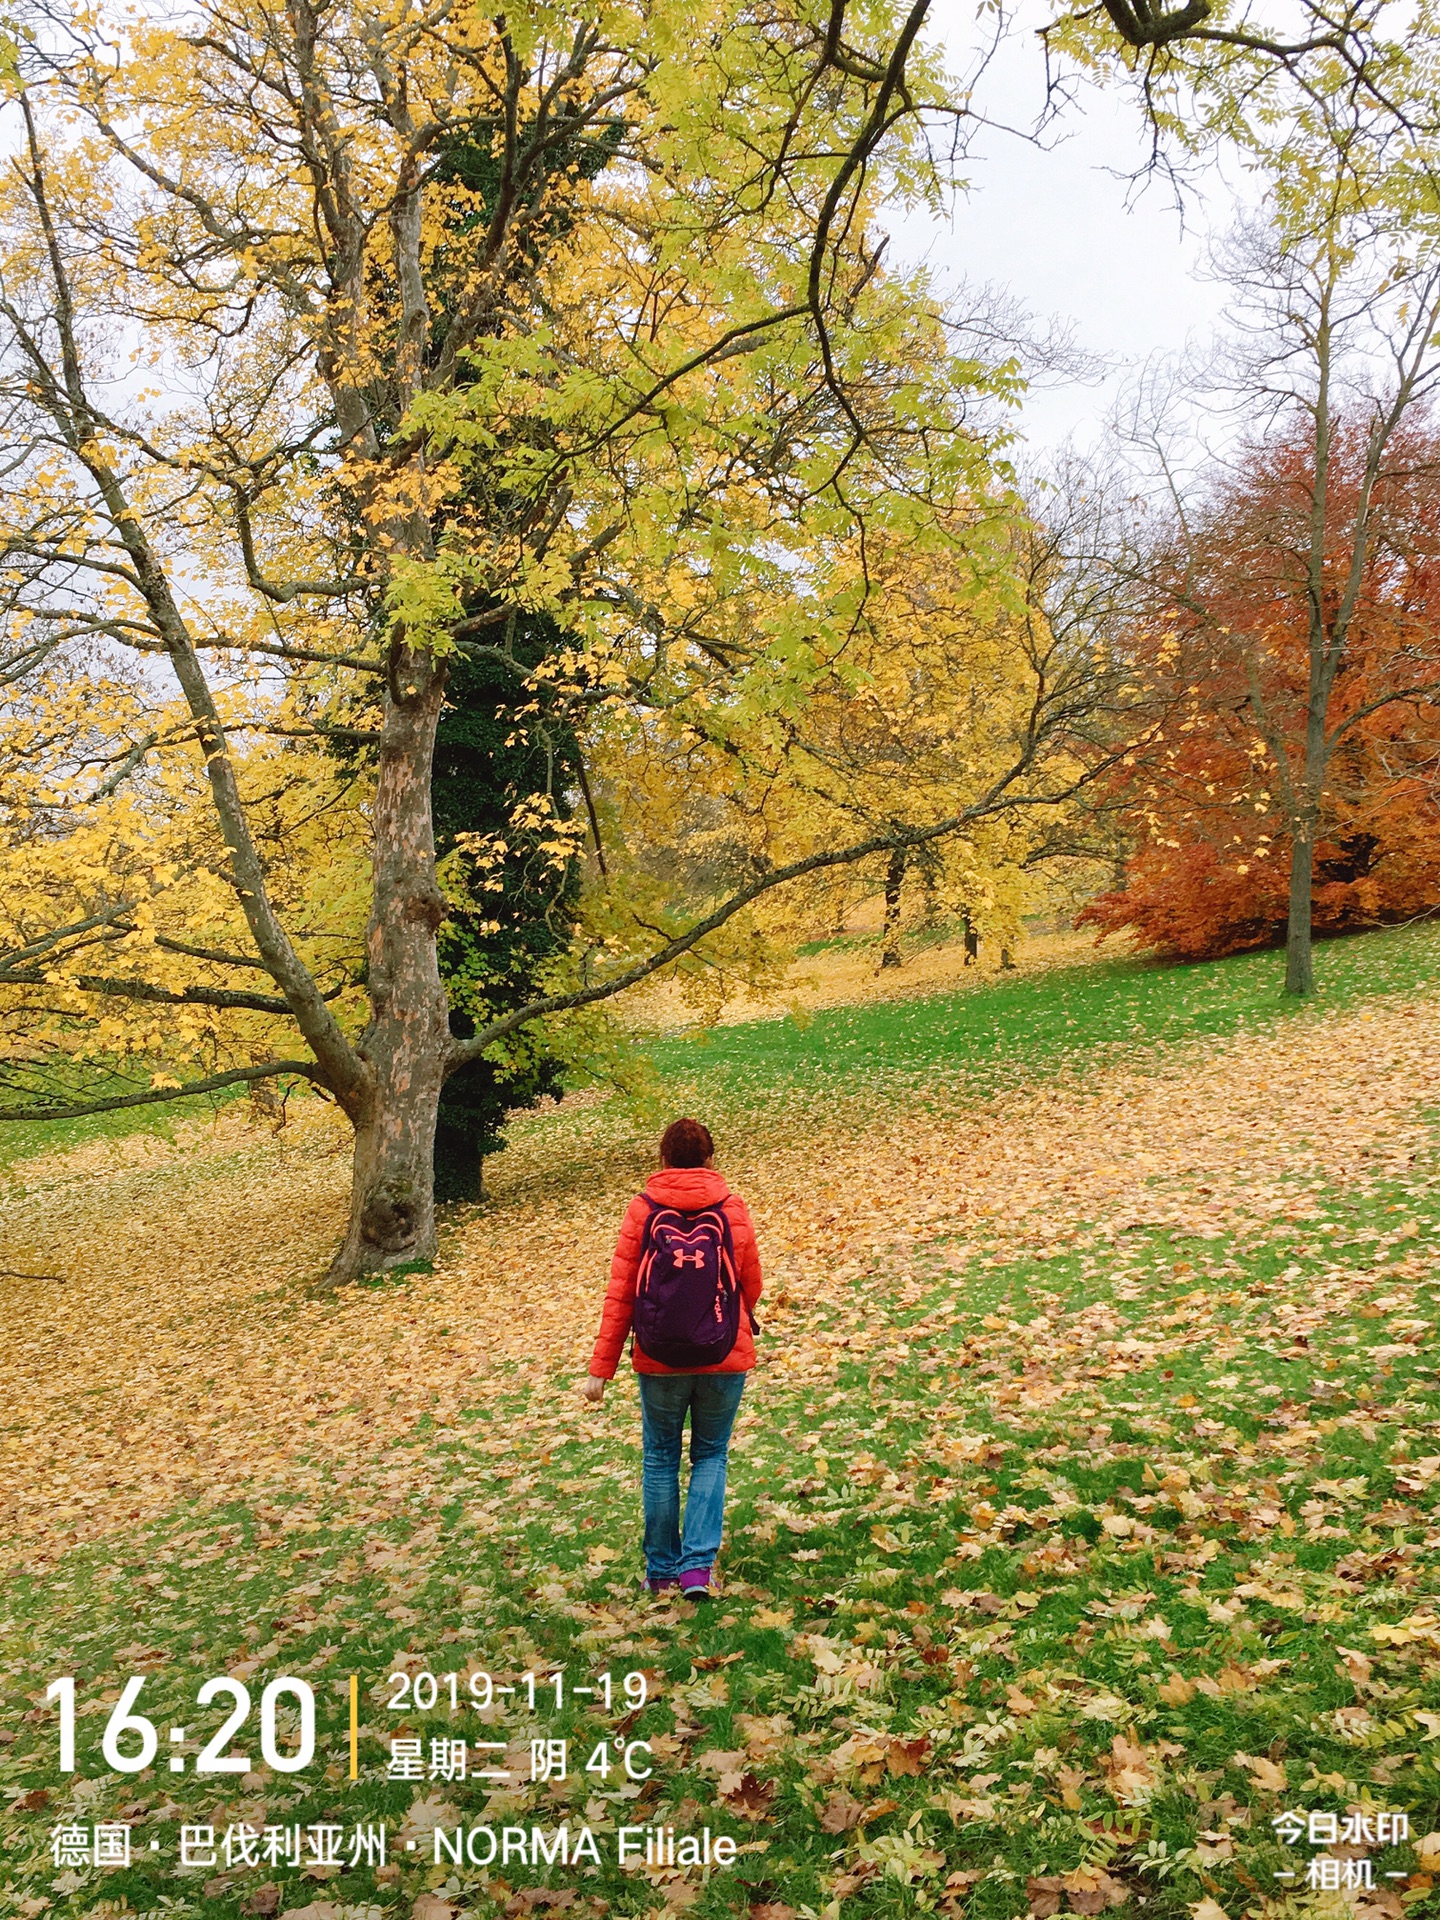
top-left (632, 1198), bottom-right (742, 1368)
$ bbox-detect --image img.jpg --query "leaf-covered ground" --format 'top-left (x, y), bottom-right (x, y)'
top-left (3, 927), bottom-right (1440, 1920)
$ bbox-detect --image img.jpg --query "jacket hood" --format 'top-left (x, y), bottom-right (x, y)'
top-left (645, 1167), bottom-right (731, 1208)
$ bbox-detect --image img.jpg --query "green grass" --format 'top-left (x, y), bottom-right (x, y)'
top-left (0, 1100), bottom-right (179, 1171)
top-left (645, 919), bottom-right (1440, 1102)
top-left (0, 1084), bottom-right (259, 1173)
top-left (4, 1144), bottom-right (1440, 1919)
top-left (4, 919), bottom-right (1440, 1920)
top-left (3, 921), bottom-right (1437, 1178)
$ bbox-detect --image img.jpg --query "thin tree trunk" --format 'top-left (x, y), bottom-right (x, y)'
top-left (248, 1072), bottom-right (285, 1131)
top-left (921, 857), bottom-right (939, 929)
top-left (1284, 649), bottom-right (1330, 998)
top-left (880, 846), bottom-right (905, 968)
top-left (1284, 812), bottom-right (1317, 996)
top-left (323, 645), bottom-right (452, 1286)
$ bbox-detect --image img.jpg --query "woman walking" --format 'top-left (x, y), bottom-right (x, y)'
top-left (582, 1118), bottom-right (763, 1598)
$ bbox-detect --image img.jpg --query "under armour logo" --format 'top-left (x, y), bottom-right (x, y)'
top-left (673, 1247), bottom-right (705, 1269)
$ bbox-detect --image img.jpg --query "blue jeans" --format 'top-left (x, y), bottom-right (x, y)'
top-left (636, 1372), bottom-right (746, 1581)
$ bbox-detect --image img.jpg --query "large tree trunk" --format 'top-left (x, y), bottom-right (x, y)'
top-left (324, 646), bottom-right (452, 1287)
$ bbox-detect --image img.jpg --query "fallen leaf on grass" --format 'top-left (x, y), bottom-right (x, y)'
top-left (1029, 1866), bottom-right (1136, 1912)
top-left (736, 1712), bottom-right (794, 1759)
top-left (1054, 1765), bottom-right (1087, 1811)
top-left (1064, 1867), bottom-right (1130, 1914)
top-left (720, 1772), bottom-right (777, 1819)
top-left (817, 1788), bottom-right (866, 1832)
top-left (398, 1796), bottom-right (462, 1845)
top-left (939, 1869), bottom-right (985, 1917)
top-left (1337, 1645), bottom-right (1374, 1685)
top-left (1028, 1876), bottom-right (1066, 1916)
top-left (887, 1735), bottom-right (932, 1775)
top-left (1354, 1891), bottom-right (1407, 1920)
top-left (831, 1863), bottom-right (881, 1898)
top-left (1194, 1664), bottom-right (1258, 1697)
top-left (1235, 1753), bottom-right (1287, 1791)
top-left (1194, 1832), bottom-right (1234, 1865)
top-left (1101, 1734), bottom-right (1156, 1806)
top-left (827, 1732), bottom-right (889, 1783)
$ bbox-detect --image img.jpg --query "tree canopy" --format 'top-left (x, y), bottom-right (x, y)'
top-left (2, 0), bottom-right (1437, 1276)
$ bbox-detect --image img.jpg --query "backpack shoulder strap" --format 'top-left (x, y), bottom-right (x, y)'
top-left (644, 1196), bottom-right (716, 1221)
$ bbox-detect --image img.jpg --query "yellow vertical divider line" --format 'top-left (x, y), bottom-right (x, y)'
top-left (349, 1674), bottom-right (359, 1780)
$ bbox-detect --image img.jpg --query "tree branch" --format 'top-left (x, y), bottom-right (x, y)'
top-left (0, 1059), bottom-right (323, 1122)
top-left (16, 96), bottom-right (369, 1118)
top-left (0, 902), bottom-right (137, 982)
top-left (17, 973), bottom-right (347, 1014)
top-left (450, 761), bottom-right (1115, 1067)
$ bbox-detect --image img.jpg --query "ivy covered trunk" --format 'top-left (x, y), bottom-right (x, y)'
top-left (430, 621), bottom-right (582, 1204)
top-left (324, 648), bottom-right (453, 1287)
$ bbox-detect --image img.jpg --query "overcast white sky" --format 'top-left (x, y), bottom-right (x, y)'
top-left (888, 1), bottom-right (1254, 448)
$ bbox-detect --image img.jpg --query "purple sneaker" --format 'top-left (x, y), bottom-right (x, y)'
top-left (679, 1568), bottom-right (713, 1599)
top-left (645, 1576), bottom-right (680, 1594)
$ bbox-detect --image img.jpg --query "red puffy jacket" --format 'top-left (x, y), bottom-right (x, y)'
top-left (589, 1167), bottom-right (763, 1378)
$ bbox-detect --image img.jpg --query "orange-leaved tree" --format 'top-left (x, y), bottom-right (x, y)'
top-left (1082, 124), bottom-right (1440, 989)
top-left (1082, 412), bottom-right (1440, 962)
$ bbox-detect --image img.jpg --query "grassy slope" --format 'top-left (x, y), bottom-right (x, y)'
top-left (0, 1088), bottom-right (253, 1174)
top-left (2, 924), bottom-right (1440, 1920)
top-left (644, 923), bottom-right (1440, 1099)
top-left (7, 921), bottom-right (1433, 1176)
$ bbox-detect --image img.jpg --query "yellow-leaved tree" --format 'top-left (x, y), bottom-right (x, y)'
top-left (0, 0), bottom-right (1318, 1282)
top-left (589, 500), bottom-right (1130, 996)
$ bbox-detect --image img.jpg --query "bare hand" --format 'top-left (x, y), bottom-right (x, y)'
top-left (580, 1375), bottom-right (606, 1404)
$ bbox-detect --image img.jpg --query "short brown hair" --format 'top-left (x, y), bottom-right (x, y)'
top-left (660, 1118), bottom-right (714, 1168)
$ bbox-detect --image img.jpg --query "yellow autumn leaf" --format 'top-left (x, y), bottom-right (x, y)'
top-left (1243, 1756), bottom-right (1288, 1791)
